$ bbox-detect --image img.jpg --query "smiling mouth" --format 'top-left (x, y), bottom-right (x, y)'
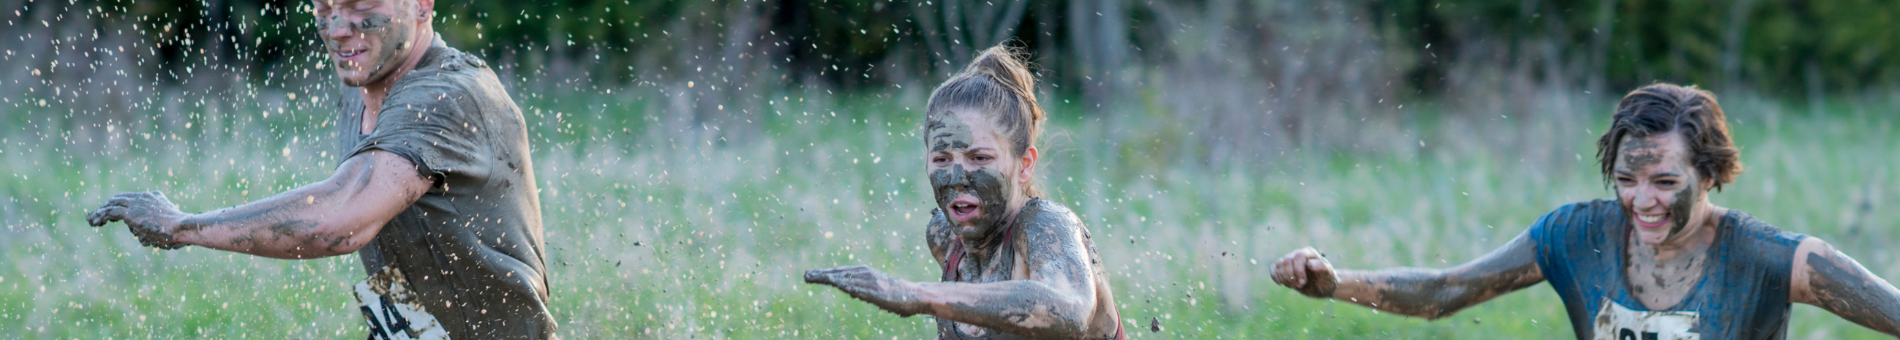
top-left (336, 49), bottom-right (365, 60)
top-left (1635, 213), bottom-right (1668, 228)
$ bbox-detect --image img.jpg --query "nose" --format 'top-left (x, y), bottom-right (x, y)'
top-left (1633, 187), bottom-right (1664, 211)
top-left (322, 15), bottom-right (354, 40)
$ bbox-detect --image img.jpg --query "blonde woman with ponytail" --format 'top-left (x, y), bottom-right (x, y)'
top-left (805, 46), bottom-right (1127, 340)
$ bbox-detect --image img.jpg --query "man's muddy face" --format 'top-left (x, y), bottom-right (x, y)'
top-left (312, 0), bottom-right (420, 87)
top-left (1613, 132), bottom-right (1710, 245)
top-left (926, 110), bottom-right (1022, 241)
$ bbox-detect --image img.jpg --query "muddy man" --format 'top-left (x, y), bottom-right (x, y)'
top-left (85, 0), bottom-right (551, 338)
top-left (804, 47), bottom-right (1126, 340)
top-left (1272, 84), bottom-right (1900, 339)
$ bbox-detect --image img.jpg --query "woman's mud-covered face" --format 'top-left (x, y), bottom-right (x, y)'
top-left (312, 0), bottom-right (420, 87)
top-left (1613, 132), bottom-right (1712, 245)
top-left (926, 110), bottom-right (1024, 241)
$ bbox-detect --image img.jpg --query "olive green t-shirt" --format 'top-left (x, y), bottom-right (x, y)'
top-left (335, 37), bottom-right (553, 339)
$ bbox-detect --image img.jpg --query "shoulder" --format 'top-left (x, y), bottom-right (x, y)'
top-left (387, 47), bottom-right (495, 109)
top-left (1015, 199), bottom-right (1086, 246)
top-left (1719, 209), bottom-right (1808, 263)
top-left (1529, 199), bottom-right (1622, 235)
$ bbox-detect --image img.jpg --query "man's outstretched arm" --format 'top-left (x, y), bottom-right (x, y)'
top-left (87, 151), bottom-right (432, 259)
top-left (1792, 237), bottom-right (1900, 335)
top-left (1272, 231), bottom-right (1545, 319)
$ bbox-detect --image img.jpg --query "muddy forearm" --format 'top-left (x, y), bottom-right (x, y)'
top-left (1330, 234), bottom-right (1542, 319)
top-left (915, 280), bottom-right (1094, 339)
top-left (1806, 250), bottom-right (1900, 335)
top-left (1331, 268), bottom-right (1478, 319)
top-left (175, 183), bottom-right (362, 258)
top-left (175, 155), bottom-right (414, 259)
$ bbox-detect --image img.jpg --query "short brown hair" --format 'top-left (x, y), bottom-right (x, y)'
top-left (1595, 83), bottom-right (1743, 191)
top-left (924, 46), bottom-right (1046, 197)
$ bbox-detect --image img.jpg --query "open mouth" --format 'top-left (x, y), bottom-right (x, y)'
top-left (949, 199), bottom-right (980, 221)
top-left (1634, 212), bottom-right (1669, 229)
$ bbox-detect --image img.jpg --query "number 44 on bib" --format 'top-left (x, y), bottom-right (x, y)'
top-left (355, 266), bottom-right (450, 340)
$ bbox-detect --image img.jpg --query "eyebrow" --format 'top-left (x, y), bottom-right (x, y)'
top-left (1613, 169), bottom-right (1681, 178)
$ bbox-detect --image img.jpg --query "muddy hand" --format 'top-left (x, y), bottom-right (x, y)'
top-left (85, 191), bottom-right (190, 250)
top-left (1271, 247), bottom-right (1337, 298)
top-left (804, 265), bottom-right (925, 316)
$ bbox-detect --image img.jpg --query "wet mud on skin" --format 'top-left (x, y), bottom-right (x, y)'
top-left (927, 114), bottom-right (975, 152)
top-left (319, 11), bottom-right (412, 86)
top-left (359, 13), bottom-right (412, 84)
top-left (1618, 137), bottom-right (1664, 170)
top-left (930, 165), bottom-right (1013, 243)
top-left (1352, 233), bottom-right (1544, 319)
top-left (85, 191), bottom-right (191, 249)
top-left (1664, 170), bottom-right (1702, 237)
top-left (1807, 250), bottom-right (1900, 334)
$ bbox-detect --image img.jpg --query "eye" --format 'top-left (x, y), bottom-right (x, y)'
top-left (973, 154), bottom-right (993, 163)
top-left (1657, 180), bottom-right (1678, 187)
top-left (931, 156), bottom-right (949, 164)
top-left (1615, 176), bottom-right (1634, 185)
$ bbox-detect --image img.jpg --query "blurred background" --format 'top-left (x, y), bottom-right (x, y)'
top-left (1, 0), bottom-right (1896, 338)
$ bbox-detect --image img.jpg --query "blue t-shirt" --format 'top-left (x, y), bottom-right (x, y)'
top-left (1529, 199), bottom-right (1806, 340)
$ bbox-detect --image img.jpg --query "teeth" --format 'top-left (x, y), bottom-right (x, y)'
top-left (1638, 214), bottom-right (1664, 223)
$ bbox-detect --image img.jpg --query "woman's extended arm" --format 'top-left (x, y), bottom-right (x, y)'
top-left (806, 210), bottom-right (1104, 339)
top-left (1273, 231), bottom-right (1545, 319)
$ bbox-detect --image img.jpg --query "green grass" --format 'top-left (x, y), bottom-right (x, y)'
top-left (0, 89), bottom-right (1895, 339)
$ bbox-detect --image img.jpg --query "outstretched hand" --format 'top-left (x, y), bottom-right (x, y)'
top-left (1271, 247), bottom-right (1338, 298)
top-left (85, 191), bottom-right (191, 249)
top-left (803, 265), bottom-right (926, 317)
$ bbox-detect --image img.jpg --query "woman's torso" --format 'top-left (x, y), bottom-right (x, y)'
top-left (930, 199), bottom-right (1123, 340)
top-left (1530, 199), bottom-right (1806, 340)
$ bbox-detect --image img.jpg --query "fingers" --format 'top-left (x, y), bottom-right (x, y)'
top-left (803, 265), bottom-right (870, 285)
top-left (87, 206), bottom-right (127, 227)
top-left (803, 269), bottom-right (834, 284)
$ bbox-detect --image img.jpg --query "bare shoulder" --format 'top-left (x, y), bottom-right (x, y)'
top-left (927, 208), bottom-right (955, 265)
top-left (1014, 200), bottom-right (1095, 276)
top-left (1014, 199), bottom-right (1087, 249)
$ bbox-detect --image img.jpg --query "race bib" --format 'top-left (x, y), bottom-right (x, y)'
top-left (354, 266), bottom-right (450, 340)
top-left (1593, 299), bottom-right (1699, 340)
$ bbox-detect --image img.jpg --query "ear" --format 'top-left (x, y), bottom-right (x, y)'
top-left (1016, 146), bottom-right (1038, 185)
top-left (414, 0), bottom-right (434, 20)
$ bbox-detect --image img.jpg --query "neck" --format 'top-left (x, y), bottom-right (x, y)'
top-left (960, 204), bottom-right (1029, 262)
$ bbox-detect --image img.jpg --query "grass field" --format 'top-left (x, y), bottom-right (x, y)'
top-left (0, 88), bottom-right (1895, 339)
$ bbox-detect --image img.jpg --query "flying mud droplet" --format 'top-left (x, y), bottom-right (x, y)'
top-left (1149, 316), bottom-right (1161, 332)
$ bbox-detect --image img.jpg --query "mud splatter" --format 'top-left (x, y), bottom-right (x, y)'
top-left (1665, 169), bottom-right (1702, 238)
top-left (1619, 137), bottom-right (1664, 170)
top-left (1622, 236), bottom-right (1711, 309)
top-left (927, 113), bottom-right (975, 152)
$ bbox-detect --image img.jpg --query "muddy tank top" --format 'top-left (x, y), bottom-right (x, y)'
top-left (1529, 199), bottom-right (1806, 339)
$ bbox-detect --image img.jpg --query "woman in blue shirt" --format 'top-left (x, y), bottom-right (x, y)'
top-left (1271, 83), bottom-right (1900, 339)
